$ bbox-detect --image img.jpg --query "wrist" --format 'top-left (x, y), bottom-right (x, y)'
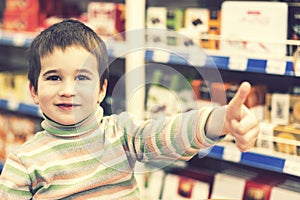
top-left (205, 106), bottom-right (227, 140)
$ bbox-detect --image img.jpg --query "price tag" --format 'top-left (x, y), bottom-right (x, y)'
top-left (188, 46), bottom-right (207, 67)
top-left (13, 33), bottom-right (27, 47)
top-left (283, 158), bottom-right (300, 176)
top-left (229, 55), bottom-right (248, 71)
top-left (266, 59), bottom-right (286, 75)
top-left (152, 50), bottom-right (170, 63)
top-left (8, 100), bottom-right (19, 111)
top-left (223, 146), bottom-right (241, 162)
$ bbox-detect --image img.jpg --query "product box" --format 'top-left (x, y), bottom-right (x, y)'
top-left (270, 180), bottom-right (300, 200)
top-left (147, 7), bottom-right (167, 29)
top-left (146, 7), bottom-right (184, 46)
top-left (5, 0), bottom-right (39, 12)
top-left (0, 72), bottom-right (33, 103)
top-left (243, 176), bottom-right (283, 200)
top-left (146, 70), bottom-right (196, 118)
top-left (0, 72), bottom-right (14, 100)
top-left (146, 7), bottom-right (167, 45)
top-left (166, 8), bottom-right (184, 46)
top-left (3, 0), bottom-right (40, 31)
top-left (87, 2), bottom-right (125, 39)
top-left (273, 125), bottom-right (300, 156)
top-left (256, 122), bottom-right (276, 150)
top-left (184, 8), bottom-right (209, 34)
top-left (211, 169), bottom-right (257, 199)
top-left (287, 3), bottom-right (300, 56)
top-left (210, 82), bottom-right (267, 107)
top-left (0, 113), bottom-right (41, 162)
top-left (3, 9), bottom-right (39, 31)
top-left (191, 79), bottom-right (211, 101)
top-left (206, 9), bottom-right (221, 49)
top-left (220, 1), bottom-right (288, 57)
top-left (5, 115), bottom-right (35, 156)
top-left (162, 173), bottom-right (210, 200)
top-left (265, 93), bottom-right (300, 126)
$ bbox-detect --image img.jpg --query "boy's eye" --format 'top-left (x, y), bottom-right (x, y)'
top-left (46, 75), bottom-right (61, 81)
top-left (75, 75), bottom-right (91, 81)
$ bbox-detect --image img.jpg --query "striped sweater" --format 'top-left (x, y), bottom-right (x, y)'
top-left (0, 106), bottom-right (217, 199)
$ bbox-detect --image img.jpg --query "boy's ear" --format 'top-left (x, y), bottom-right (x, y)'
top-left (29, 83), bottom-right (39, 105)
top-left (97, 79), bottom-right (108, 104)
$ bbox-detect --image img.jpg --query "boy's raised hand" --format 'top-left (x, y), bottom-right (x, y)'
top-left (225, 81), bottom-right (260, 151)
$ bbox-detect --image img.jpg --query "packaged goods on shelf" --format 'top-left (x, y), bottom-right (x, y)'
top-left (220, 1), bottom-right (288, 58)
top-left (256, 122), bottom-right (277, 150)
top-left (146, 70), bottom-right (196, 119)
top-left (3, 0), bottom-right (40, 31)
top-left (211, 169), bottom-right (258, 199)
top-left (184, 8), bottom-right (209, 34)
top-left (5, 0), bottom-right (39, 11)
top-left (287, 3), bottom-right (300, 56)
top-left (146, 7), bottom-right (184, 46)
top-left (265, 93), bottom-right (300, 126)
top-left (273, 125), bottom-right (300, 156)
top-left (243, 175), bottom-right (284, 200)
top-left (206, 9), bottom-right (221, 49)
top-left (0, 112), bottom-right (41, 162)
top-left (191, 79), bottom-right (211, 104)
top-left (0, 71), bottom-right (33, 104)
top-left (87, 2), bottom-right (125, 40)
top-left (166, 8), bottom-right (184, 46)
top-left (270, 180), bottom-right (300, 200)
top-left (184, 8), bottom-right (209, 49)
top-left (162, 173), bottom-right (210, 200)
top-left (210, 82), bottom-right (267, 108)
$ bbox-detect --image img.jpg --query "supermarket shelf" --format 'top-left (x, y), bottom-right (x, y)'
top-left (207, 144), bottom-right (300, 177)
top-left (0, 99), bottom-right (42, 117)
top-left (0, 30), bottom-right (36, 47)
top-left (0, 30), bottom-right (295, 76)
top-left (145, 49), bottom-right (295, 76)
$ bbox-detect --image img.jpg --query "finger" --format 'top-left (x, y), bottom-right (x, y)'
top-left (231, 111), bottom-right (259, 135)
top-left (235, 135), bottom-right (257, 152)
top-left (233, 127), bottom-right (259, 151)
top-left (228, 81), bottom-right (251, 110)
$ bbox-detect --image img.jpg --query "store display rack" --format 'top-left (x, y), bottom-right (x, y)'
top-left (0, 30), bottom-right (296, 76)
top-left (1, 29), bottom-right (300, 177)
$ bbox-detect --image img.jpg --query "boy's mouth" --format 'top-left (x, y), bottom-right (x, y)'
top-left (56, 103), bottom-right (80, 110)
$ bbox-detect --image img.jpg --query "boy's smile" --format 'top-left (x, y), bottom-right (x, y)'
top-left (30, 46), bottom-right (107, 125)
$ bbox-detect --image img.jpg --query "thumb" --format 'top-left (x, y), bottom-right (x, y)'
top-left (227, 81), bottom-right (251, 119)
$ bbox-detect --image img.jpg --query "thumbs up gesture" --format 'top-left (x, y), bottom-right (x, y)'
top-left (225, 81), bottom-right (260, 151)
top-left (205, 82), bottom-right (260, 151)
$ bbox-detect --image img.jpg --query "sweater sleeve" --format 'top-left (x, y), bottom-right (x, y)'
top-left (0, 153), bottom-right (32, 200)
top-left (117, 107), bottom-right (221, 163)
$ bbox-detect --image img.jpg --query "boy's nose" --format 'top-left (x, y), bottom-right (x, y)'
top-left (58, 80), bottom-right (77, 97)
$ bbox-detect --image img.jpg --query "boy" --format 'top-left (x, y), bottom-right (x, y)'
top-left (0, 19), bottom-right (259, 199)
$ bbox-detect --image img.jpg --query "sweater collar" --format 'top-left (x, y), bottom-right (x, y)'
top-left (41, 107), bottom-right (103, 138)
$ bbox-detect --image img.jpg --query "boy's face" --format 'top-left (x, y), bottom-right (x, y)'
top-left (30, 46), bottom-right (107, 125)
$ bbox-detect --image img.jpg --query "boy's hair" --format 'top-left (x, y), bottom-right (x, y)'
top-left (27, 19), bottom-right (109, 92)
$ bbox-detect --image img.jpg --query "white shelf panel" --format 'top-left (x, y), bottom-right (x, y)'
top-left (145, 49), bottom-right (295, 76)
top-left (207, 144), bottom-right (300, 177)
